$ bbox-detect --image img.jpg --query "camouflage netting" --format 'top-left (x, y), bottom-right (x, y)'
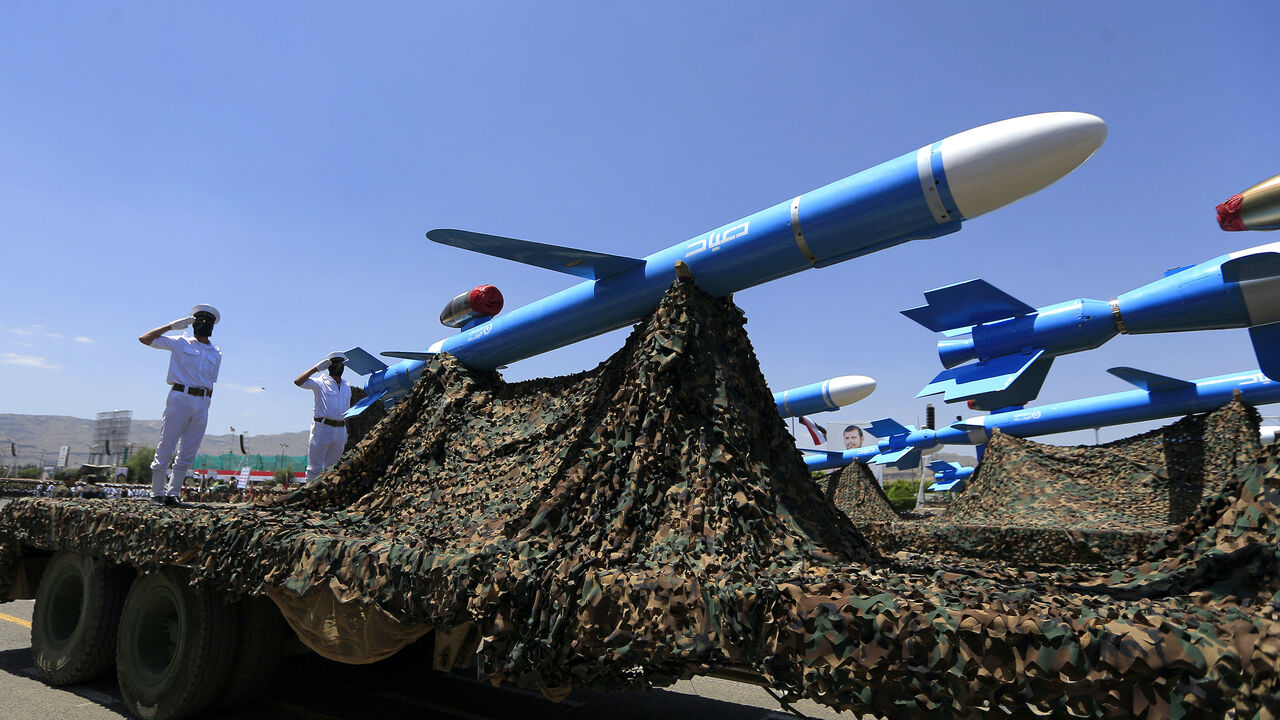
top-left (824, 461), bottom-right (899, 524)
top-left (1, 279), bottom-right (1278, 719)
top-left (946, 404), bottom-right (1261, 530)
top-left (834, 398), bottom-right (1266, 567)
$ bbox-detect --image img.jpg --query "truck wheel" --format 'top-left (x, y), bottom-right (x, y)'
top-left (31, 551), bottom-right (130, 685)
top-left (116, 568), bottom-right (239, 720)
top-left (218, 595), bottom-right (286, 706)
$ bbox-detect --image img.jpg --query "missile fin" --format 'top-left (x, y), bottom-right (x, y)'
top-left (1221, 252), bottom-right (1280, 283)
top-left (917, 351), bottom-right (1052, 409)
top-left (1162, 264), bottom-right (1194, 277)
top-left (428, 229), bottom-right (644, 280)
top-left (343, 347), bottom-right (388, 376)
top-left (901, 279), bottom-right (1036, 332)
top-left (1106, 367), bottom-right (1195, 392)
top-left (866, 418), bottom-right (911, 438)
top-left (1249, 321), bottom-right (1280, 380)
top-left (801, 449), bottom-right (846, 461)
top-left (930, 478), bottom-right (966, 492)
top-left (871, 447), bottom-right (920, 470)
top-left (343, 389), bottom-right (387, 419)
top-left (380, 351), bottom-right (437, 362)
top-left (927, 460), bottom-right (962, 473)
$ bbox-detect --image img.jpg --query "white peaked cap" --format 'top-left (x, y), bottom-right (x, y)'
top-left (190, 304), bottom-right (221, 324)
top-left (325, 351), bottom-right (348, 362)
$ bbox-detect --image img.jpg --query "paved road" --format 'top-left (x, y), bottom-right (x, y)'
top-left (0, 598), bottom-right (851, 720)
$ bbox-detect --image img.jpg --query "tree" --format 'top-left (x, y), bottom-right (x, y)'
top-left (122, 446), bottom-right (155, 483)
top-left (885, 479), bottom-right (920, 512)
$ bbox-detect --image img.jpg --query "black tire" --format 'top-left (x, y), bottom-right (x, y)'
top-left (116, 568), bottom-right (239, 720)
top-left (31, 551), bottom-right (130, 685)
top-left (218, 595), bottom-right (286, 707)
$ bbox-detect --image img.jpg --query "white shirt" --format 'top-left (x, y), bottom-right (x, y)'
top-left (302, 373), bottom-right (352, 420)
top-left (149, 334), bottom-right (221, 390)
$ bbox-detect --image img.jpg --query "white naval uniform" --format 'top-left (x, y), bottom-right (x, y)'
top-left (147, 334), bottom-right (221, 497)
top-left (302, 372), bottom-right (351, 482)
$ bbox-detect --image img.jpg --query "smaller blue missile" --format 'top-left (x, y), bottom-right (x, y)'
top-left (927, 460), bottom-right (972, 492)
top-left (903, 241), bottom-right (1280, 410)
top-left (804, 366), bottom-right (1280, 472)
top-left (774, 375), bottom-right (875, 418)
top-left (341, 354), bottom-right (873, 421)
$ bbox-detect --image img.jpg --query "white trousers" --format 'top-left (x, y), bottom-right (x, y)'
top-left (150, 390), bottom-right (210, 497)
top-left (306, 421), bottom-right (347, 482)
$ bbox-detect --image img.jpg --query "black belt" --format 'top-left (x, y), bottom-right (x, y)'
top-left (315, 417), bottom-right (346, 427)
top-left (172, 384), bottom-right (212, 398)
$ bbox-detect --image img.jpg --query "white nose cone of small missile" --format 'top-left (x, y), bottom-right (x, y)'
top-left (826, 375), bottom-right (877, 407)
top-left (940, 112), bottom-right (1108, 220)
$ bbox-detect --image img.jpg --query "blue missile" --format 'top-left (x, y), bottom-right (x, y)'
top-left (344, 112), bottom-right (1107, 416)
top-left (903, 240), bottom-right (1280, 410)
top-left (927, 460), bottom-right (973, 492)
top-left (774, 375), bottom-right (876, 418)
top-left (804, 367), bottom-right (1280, 472)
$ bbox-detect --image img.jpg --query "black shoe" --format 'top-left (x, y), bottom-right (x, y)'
top-left (149, 496), bottom-right (166, 506)
top-left (163, 496), bottom-right (184, 508)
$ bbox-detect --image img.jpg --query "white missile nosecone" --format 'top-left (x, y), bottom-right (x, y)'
top-left (939, 112), bottom-right (1108, 219)
top-left (825, 375), bottom-right (877, 407)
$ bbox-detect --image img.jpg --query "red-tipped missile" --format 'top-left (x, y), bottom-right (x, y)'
top-left (439, 285), bottom-right (505, 328)
top-left (1218, 174), bottom-right (1280, 231)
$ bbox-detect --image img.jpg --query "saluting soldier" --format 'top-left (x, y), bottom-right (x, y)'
top-left (294, 351), bottom-right (352, 483)
top-left (138, 304), bottom-right (222, 506)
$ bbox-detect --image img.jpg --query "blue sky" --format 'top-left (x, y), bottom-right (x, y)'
top-left (2, 2), bottom-right (1278, 451)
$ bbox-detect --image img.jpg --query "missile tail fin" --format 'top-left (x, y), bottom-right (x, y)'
top-left (901, 278), bottom-right (1036, 332)
top-left (344, 347), bottom-right (388, 376)
top-left (427, 229), bottom-right (644, 280)
top-left (917, 351), bottom-right (1053, 409)
top-left (1249, 321), bottom-right (1280, 380)
top-left (343, 389), bottom-right (387, 419)
top-left (866, 418), bottom-right (912, 438)
top-left (1106, 367), bottom-right (1195, 392)
top-left (801, 449), bottom-right (846, 461)
top-left (871, 447), bottom-right (920, 470)
top-left (927, 460), bottom-right (961, 473)
top-left (930, 477), bottom-right (966, 492)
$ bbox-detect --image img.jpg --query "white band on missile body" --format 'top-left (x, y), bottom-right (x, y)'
top-left (780, 391), bottom-right (792, 416)
top-left (789, 196), bottom-right (818, 265)
top-left (916, 147), bottom-right (954, 224)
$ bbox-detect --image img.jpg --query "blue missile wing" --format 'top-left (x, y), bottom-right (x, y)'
top-left (1106, 367), bottom-right (1196, 392)
top-left (427, 229), bottom-right (644, 281)
top-left (900, 279), bottom-right (1036, 332)
top-left (916, 349), bottom-right (1055, 409)
top-left (380, 351), bottom-right (437, 362)
top-left (343, 347), bottom-right (388, 376)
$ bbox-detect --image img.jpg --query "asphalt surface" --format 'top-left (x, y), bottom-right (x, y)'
top-left (0, 598), bottom-right (854, 720)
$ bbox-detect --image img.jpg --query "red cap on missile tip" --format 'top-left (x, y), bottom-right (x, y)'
top-left (469, 285), bottom-right (504, 316)
top-left (1217, 195), bottom-right (1247, 231)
